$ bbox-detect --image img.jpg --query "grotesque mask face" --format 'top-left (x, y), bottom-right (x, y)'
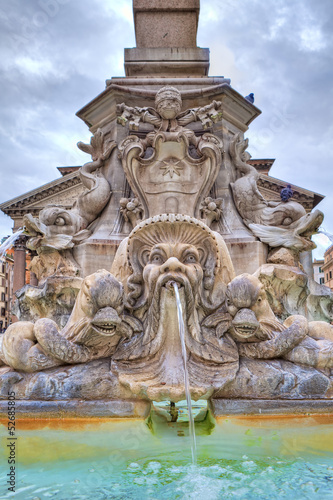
top-left (226, 274), bottom-right (280, 343)
top-left (78, 271), bottom-right (124, 338)
top-left (142, 243), bottom-right (204, 298)
top-left (156, 98), bottom-right (182, 120)
top-left (126, 215), bottom-right (222, 315)
top-left (155, 86), bottom-right (182, 120)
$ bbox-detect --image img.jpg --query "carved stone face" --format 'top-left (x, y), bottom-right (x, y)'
top-left (24, 206), bottom-right (82, 242)
top-left (155, 86), bottom-right (182, 120)
top-left (142, 243), bottom-right (204, 300)
top-left (156, 98), bottom-right (182, 120)
top-left (39, 206), bottom-right (82, 236)
top-left (226, 274), bottom-right (283, 343)
top-left (67, 270), bottom-right (126, 346)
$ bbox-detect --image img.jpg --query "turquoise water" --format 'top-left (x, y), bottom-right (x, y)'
top-left (1, 411), bottom-right (333, 499)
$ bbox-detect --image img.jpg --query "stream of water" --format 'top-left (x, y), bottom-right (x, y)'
top-left (173, 282), bottom-right (197, 465)
top-left (318, 227), bottom-right (333, 245)
top-left (0, 228), bottom-right (24, 258)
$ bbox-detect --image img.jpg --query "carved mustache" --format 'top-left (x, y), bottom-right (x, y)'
top-left (151, 272), bottom-right (196, 306)
top-left (143, 271), bottom-right (197, 345)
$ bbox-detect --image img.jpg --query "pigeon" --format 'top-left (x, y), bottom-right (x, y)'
top-left (245, 93), bottom-right (255, 104)
top-left (280, 184), bottom-right (294, 202)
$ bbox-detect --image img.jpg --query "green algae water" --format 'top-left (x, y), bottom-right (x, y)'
top-left (1, 412), bottom-right (333, 500)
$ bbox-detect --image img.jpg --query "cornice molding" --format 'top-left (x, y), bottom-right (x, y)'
top-left (257, 174), bottom-right (324, 210)
top-left (0, 172), bottom-right (82, 215)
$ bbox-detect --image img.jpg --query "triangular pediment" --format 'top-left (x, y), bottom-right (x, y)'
top-left (257, 173), bottom-right (324, 211)
top-left (0, 171), bottom-right (84, 217)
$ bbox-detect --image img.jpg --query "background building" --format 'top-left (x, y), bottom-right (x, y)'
top-left (323, 245), bottom-right (333, 290)
top-left (313, 258), bottom-right (325, 285)
top-left (0, 250), bottom-right (14, 330)
top-left (0, 241), bottom-right (33, 327)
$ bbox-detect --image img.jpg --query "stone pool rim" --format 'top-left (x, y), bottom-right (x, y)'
top-left (0, 399), bottom-right (333, 419)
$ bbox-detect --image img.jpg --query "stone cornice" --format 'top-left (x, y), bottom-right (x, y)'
top-left (257, 174), bottom-right (324, 210)
top-left (248, 159), bottom-right (275, 174)
top-left (76, 80), bottom-right (261, 132)
top-left (0, 171), bottom-right (82, 215)
top-left (57, 166), bottom-right (81, 176)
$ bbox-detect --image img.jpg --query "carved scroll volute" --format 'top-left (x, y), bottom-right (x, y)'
top-left (118, 135), bottom-right (148, 218)
top-left (118, 131), bottom-right (223, 219)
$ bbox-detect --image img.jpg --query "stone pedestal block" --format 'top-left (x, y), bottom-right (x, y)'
top-left (74, 239), bottom-right (122, 277)
top-left (225, 239), bottom-right (268, 276)
top-left (124, 47), bottom-right (209, 77)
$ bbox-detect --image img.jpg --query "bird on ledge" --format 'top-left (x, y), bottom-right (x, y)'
top-left (280, 184), bottom-right (294, 202)
top-left (245, 93), bottom-right (255, 103)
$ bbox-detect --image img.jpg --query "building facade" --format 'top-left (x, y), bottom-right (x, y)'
top-left (0, 252), bottom-right (14, 330)
top-left (323, 245), bottom-right (333, 290)
top-left (313, 258), bottom-right (325, 285)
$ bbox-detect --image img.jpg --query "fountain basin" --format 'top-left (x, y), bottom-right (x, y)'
top-left (1, 411), bottom-right (333, 499)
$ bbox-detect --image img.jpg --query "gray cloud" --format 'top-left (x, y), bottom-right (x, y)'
top-left (1, 0), bottom-right (332, 255)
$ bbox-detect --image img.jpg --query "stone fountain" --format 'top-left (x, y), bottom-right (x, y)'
top-left (1, 0), bottom-right (333, 418)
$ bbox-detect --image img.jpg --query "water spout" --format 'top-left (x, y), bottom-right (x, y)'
top-left (318, 227), bottom-right (333, 245)
top-left (172, 281), bottom-right (197, 465)
top-left (0, 229), bottom-right (24, 259)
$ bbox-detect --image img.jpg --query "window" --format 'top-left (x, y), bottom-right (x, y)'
top-left (320, 278), bottom-right (324, 284)
top-left (0, 308), bottom-right (5, 317)
top-left (319, 267), bottom-right (322, 273)
top-left (326, 274), bottom-right (329, 281)
top-left (0, 292), bottom-right (4, 302)
top-left (330, 271), bottom-right (332, 279)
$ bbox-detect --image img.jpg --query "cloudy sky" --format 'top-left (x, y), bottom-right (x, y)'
top-left (1, 0), bottom-right (332, 257)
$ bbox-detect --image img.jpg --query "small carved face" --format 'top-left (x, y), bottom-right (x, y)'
top-left (65, 270), bottom-right (133, 351)
top-left (142, 243), bottom-right (204, 296)
top-left (79, 271), bottom-right (124, 337)
top-left (156, 98), bottom-right (182, 120)
top-left (226, 274), bottom-right (278, 343)
top-left (39, 206), bottom-right (81, 236)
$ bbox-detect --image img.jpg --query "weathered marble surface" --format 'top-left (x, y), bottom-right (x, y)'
top-left (210, 398), bottom-right (333, 416)
top-left (111, 214), bottom-right (238, 402)
top-left (255, 263), bottom-right (333, 322)
top-left (13, 276), bottom-right (83, 328)
top-left (4, 215), bottom-right (333, 403)
top-left (0, 399), bottom-right (151, 419)
top-left (1, 357), bottom-right (331, 401)
top-left (215, 358), bottom-right (332, 399)
top-left (1, 270), bottom-right (140, 372)
top-left (0, 360), bottom-right (131, 401)
top-left (224, 273), bottom-right (333, 371)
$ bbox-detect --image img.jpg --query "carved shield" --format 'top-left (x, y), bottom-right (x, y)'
top-left (118, 131), bottom-right (223, 219)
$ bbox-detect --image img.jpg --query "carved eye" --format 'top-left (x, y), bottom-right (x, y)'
top-left (184, 254), bottom-right (197, 264)
top-left (151, 254), bottom-right (163, 264)
top-left (257, 296), bottom-right (262, 303)
top-left (54, 216), bottom-right (66, 226)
